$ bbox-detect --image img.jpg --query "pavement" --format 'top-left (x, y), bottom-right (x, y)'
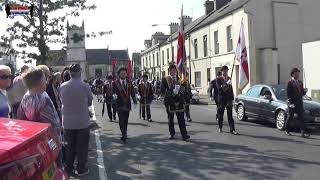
top-left (70, 97), bottom-right (320, 180)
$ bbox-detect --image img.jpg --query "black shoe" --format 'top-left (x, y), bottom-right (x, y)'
top-left (218, 128), bottom-right (223, 133)
top-left (120, 137), bottom-right (127, 143)
top-left (77, 168), bottom-right (90, 177)
top-left (301, 132), bottom-right (310, 138)
top-left (285, 131), bottom-right (292, 136)
top-left (143, 117), bottom-right (145, 120)
top-left (182, 135), bottom-right (190, 141)
top-left (169, 135), bottom-right (175, 140)
top-left (187, 118), bottom-right (192, 122)
top-left (113, 116), bottom-right (116, 120)
top-left (230, 130), bottom-right (239, 135)
top-left (148, 118), bottom-right (152, 122)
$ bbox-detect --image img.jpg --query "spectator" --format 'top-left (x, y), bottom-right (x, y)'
top-left (7, 65), bottom-right (29, 118)
top-left (17, 68), bottom-right (61, 138)
top-left (0, 65), bottom-right (12, 118)
top-left (59, 64), bottom-right (92, 176)
top-left (61, 67), bottom-right (71, 83)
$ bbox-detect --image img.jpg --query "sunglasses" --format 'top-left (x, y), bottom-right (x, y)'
top-left (0, 74), bottom-right (13, 80)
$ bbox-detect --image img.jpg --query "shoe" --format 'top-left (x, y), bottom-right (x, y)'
top-left (285, 131), bottom-right (292, 136)
top-left (301, 132), bottom-right (310, 138)
top-left (143, 117), bottom-right (145, 120)
top-left (120, 137), bottom-right (127, 143)
top-left (230, 130), bottom-right (239, 135)
top-left (148, 118), bottom-right (152, 122)
top-left (218, 128), bottom-right (223, 133)
top-left (169, 135), bottom-right (175, 140)
top-left (77, 168), bottom-right (90, 177)
top-left (187, 118), bottom-right (192, 122)
top-left (113, 116), bottom-right (116, 120)
top-left (182, 135), bottom-right (191, 141)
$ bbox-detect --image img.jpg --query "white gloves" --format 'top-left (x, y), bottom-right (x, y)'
top-left (173, 85), bottom-right (180, 95)
top-left (112, 94), bottom-right (118, 100)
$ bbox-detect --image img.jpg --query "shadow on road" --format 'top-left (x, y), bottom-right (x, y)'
top-left (96, 133), bottom-right (320, 180)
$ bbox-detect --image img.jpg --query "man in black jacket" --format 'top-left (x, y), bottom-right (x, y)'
top-left (160, 64), bottom-right (190, 141)
top-left (216, 66), bottom-right (238, 135)
top-left (113, 67), bottom-right (137, 143)
top-left (138, 74), bottom-right (154, 122)
top-left (103, 75), bottom-right (117, 121)
top-left (285, 68), bottom-right (310, 138)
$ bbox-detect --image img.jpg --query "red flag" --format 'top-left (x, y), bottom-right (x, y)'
top-left (176, 5), bottom-right (186, 82)
top-left (112, 58), bottom-right (117, 79)
top-left (127, 60), bottom-right (132, 80)
top-left (235, 21), bottom-right (249, 90)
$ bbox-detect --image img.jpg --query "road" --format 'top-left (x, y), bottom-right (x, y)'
top-left (71, 98), bottom-right (320, 180)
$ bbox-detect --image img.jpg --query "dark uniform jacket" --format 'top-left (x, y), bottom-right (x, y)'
top-left (216, 76), bottom-right (234, 104)
top-left (209, 79), bottom-right (219, 101)
top-left (138, 81), bottom-right (154, 105)
top-left (287, 79), bottom-right (305, 106)
top-left (113, 79), bottom-right (137, 111)
top-left (160, 76), bottom-right (186, 112)
top-left (184, 83), bottom-right (192, 105)
top-left (104, 81), bottom-right (114, 104)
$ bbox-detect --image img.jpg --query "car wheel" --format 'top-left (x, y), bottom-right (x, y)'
top-left (276, 110), bottom-right (286, 130)
top-left (237, 104), bottom-right (247, 121)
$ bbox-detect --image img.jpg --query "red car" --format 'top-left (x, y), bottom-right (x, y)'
top-left (0, 118), bottom-right (68, 180)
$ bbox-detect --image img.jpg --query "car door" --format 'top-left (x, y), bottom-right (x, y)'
top-left (244, 86), bottom-right (262, 117)
top-left (259, 86), bottom-right (277, 121)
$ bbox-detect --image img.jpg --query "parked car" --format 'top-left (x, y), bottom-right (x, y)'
top-left (0, 118), bottom-right (68, 180)
top-left (234, 84), bottom-right (320, 130)
top-left (190, 84), bottom-right (200, 104)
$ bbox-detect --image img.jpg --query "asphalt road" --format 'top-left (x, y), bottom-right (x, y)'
top-left (71, 98), bottom-right (320, 180)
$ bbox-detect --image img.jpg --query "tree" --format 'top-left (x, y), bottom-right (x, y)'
top-left (1, 0), bottom-right (111, 65)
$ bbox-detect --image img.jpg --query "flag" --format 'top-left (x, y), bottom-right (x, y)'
top-left (176, 5), bottom-right (186, 82)
top-left (111, 58), bottom-right (117, 80)
top-left (235, 21), bottom-right (249, 91)
top-left (127, 59), bottom-right (132, 80)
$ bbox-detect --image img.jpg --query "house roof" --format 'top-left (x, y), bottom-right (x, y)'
top-left (191, 0), bottom-right (249, 32)
top-left (86, 49), bottom-right (109, 65)
top-left (48, 49), bottom-right (129, 66)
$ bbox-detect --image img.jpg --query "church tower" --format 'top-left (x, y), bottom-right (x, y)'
top-left (66, 20), bottom-right (87, 79)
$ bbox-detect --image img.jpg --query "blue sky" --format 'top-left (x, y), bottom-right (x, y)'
top-left (0, 0), bottom-right (205, 67)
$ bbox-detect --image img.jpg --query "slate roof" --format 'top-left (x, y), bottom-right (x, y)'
top-left (48, 49), bottom-right (129, 66)
top-left (191, 0), bottom-right (249, 32)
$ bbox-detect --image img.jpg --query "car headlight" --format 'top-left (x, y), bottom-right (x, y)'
top-left (304, 110), bottom-right (311, 115)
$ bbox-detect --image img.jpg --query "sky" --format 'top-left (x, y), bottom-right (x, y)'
top-left (0, 0), bottom-right (205, 68)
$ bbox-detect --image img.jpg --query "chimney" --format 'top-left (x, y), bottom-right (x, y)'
top-left (182, 16), bottom-right (193, 26)
top-left (214, 0), bottom-right (231, 10)
top-left (204, 0), bottom-right (215, 15)
top-left (169, 23), bottom-right (179, 35)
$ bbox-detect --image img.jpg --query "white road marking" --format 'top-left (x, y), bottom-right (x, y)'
top-left (91, 104), bottom-right (108, 180)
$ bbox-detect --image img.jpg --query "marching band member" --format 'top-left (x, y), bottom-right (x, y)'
top-left (103, 75), bottom-right (117, 121)
top-left (160, 64), bottom-right (190, 141)
top-left (113, 67), bottom-right (137, 143)
top-left (216, 66), bottom-right (238, 135)
top-left (138, 74), bottom-right (154, 122)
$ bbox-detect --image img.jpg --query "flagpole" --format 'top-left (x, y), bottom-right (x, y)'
top-left (230, 55), bottom-right (237, 79)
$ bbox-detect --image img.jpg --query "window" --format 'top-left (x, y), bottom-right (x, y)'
top-left (167, 48), bottom-right (169, 62)
top-left (95, 68), bottom-right (102, 78)
top-left (203, 35), bottom-right (208, 57)
top-left (226, 25), bottom-right (233, 52)
top-left (152, 54), bottom-right (155, 67)
top-left (171, 46), bottom-right (174, 61)
top-left (214, 31), bottom-right (219, 54)
top-left (194, 39), bottom-right (198, 59)
top-left (207, 68), bottom-right (211, 83)
top-left (162, 50), bottom-right (164, 65)
top-left (195, 71), bottom-right (201, 87)
top-left (146, 56), bottom-right (148, 66)
top-left (246, 86), bottom-right (262, 97)
top-left (156, 52), bottom-right (159, 66)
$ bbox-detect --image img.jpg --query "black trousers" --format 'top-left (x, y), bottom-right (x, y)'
top-left (285, 103), bottom-right (306, 133)
top-left (166, 106), bottom-right (188, 137)
top-left (64, 128), bottom-right (90, 173)
top-left (218, 101), bottom-right (235, 132)
top-left (118, 110), bottom-right (130, 138)
top-left (185, 104), bottom-right (191, 119)
top-left (141, 104), bottom-right (151, 119)
top-left (107, 103), bottom-right (117, 120)
top-left (214, 99), bottom-right (219, 120)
